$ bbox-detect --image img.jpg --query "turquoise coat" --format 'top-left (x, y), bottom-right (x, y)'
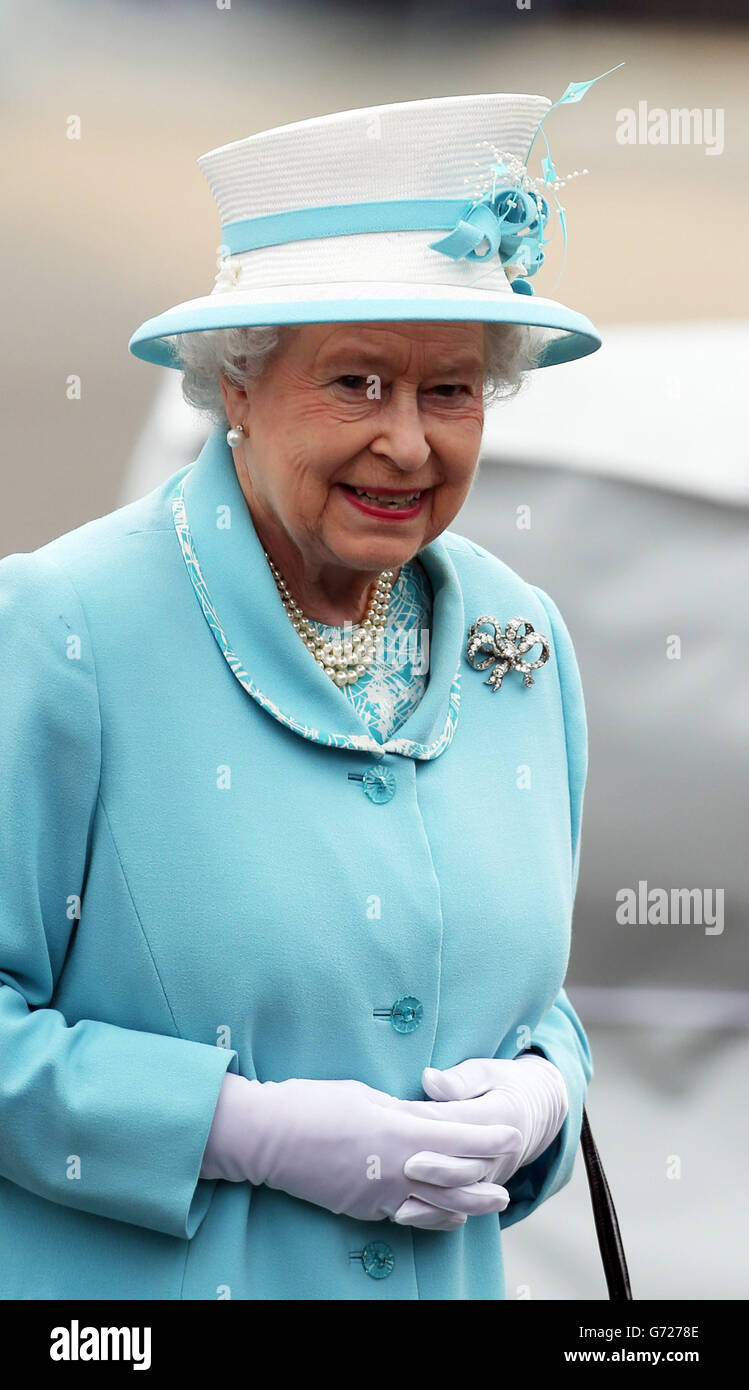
top-left (0, 424), bottom-right (592, 1300)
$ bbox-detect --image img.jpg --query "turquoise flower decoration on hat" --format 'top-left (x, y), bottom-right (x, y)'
top-left (429, 62), bottom-right (624, 296)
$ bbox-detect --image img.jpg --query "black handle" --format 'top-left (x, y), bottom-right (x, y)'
top-left (580, 1106), bottom-right (633, 1300)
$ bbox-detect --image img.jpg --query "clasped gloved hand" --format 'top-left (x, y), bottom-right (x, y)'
top-left (200, 1072), bottom-right (524, 1230)
top-left (406, 1055), bottom-right (569, 1198)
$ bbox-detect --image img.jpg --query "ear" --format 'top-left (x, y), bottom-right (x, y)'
top-left (220, 372), bottom-right (249, 426)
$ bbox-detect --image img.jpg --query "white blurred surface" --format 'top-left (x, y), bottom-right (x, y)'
top-left (481, 320), bottom-right (749, 505)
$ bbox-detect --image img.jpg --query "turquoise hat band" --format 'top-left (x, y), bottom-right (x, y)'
top-left (220, 200), bottom-right (481, 254)
top-left (127, 294), bottom-right (601, 371)
top-left (219, 194), bottom-right (547, 269)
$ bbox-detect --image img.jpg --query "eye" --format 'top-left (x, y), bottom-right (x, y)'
top-left (336, 375), bottom-right (368, 390)
top-left (428, 384), bottom-right (470, 397)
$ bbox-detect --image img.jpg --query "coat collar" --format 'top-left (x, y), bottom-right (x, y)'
top-left (170, 424), bottom-right (464, 761)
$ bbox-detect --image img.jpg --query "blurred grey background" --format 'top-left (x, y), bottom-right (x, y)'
top-left (2, 0), bottom-right (748, 1299)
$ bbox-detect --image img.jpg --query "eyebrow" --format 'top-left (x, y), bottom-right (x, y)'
top-left (321, 348), bottom-right (484, 376)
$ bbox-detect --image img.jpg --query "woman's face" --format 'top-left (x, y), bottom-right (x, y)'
top-left (220, 320), bottom-right (486, 581)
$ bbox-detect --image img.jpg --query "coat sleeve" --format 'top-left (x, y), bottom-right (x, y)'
top-left (499, 583), bottom-right (594, 1229)
top-left (0, 549), bottom-right (239, 1240)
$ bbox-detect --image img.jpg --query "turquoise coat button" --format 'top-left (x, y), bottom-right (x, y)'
top-left (362, 766), bottom-right (396, 804)
top-left (391, 995), bottom-right (423, 1033)
top-left (361, 1241), bottom-right (395, 1279)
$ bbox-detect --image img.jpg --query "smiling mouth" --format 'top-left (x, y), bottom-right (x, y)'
top-left (339, 483), bottom-right (429, 509)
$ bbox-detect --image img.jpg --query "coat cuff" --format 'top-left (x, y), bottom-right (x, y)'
top-left (0, 983), bottom-right (241, 1241)
top-left (182, 1047), bottom-right (243, 1237)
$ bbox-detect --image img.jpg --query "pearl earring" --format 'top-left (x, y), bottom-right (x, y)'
top-left (226, 423), bottom-right (245, 448)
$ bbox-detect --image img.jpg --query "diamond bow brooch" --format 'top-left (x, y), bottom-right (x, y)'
top-left (465, 615), bottom-right (551, 692)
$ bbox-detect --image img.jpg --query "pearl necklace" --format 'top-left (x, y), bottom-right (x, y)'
top-left (263, 550), bottom-right (396, 687)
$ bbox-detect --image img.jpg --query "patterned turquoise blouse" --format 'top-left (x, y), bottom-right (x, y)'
top-left (304, 557), bottom-right (433, 744)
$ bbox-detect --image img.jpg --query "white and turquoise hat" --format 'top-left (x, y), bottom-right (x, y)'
top-left (129, 69), bottom-right (622, 371)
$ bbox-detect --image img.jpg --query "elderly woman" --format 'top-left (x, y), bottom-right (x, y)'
top-left (0, 90), bottom-right (601, 1301)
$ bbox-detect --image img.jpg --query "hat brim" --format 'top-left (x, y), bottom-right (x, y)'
top-left (128, 286), bottom-right (601, 371)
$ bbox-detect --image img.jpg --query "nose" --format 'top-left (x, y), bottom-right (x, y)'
top-left (367, 385), bottom-right (431, 472)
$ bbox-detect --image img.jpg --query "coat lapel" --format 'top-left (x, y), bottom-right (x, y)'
top-left (171, 425), bottom-right (465, 761)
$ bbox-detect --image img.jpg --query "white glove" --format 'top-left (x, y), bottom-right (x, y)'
top-left (200, 1072), bottom-right (524, 1230)
top-left (415, 1055), bottom-right (569, 1189)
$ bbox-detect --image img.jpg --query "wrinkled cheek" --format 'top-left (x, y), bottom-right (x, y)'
top-left (432, 480), bottom-right (469, 524)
